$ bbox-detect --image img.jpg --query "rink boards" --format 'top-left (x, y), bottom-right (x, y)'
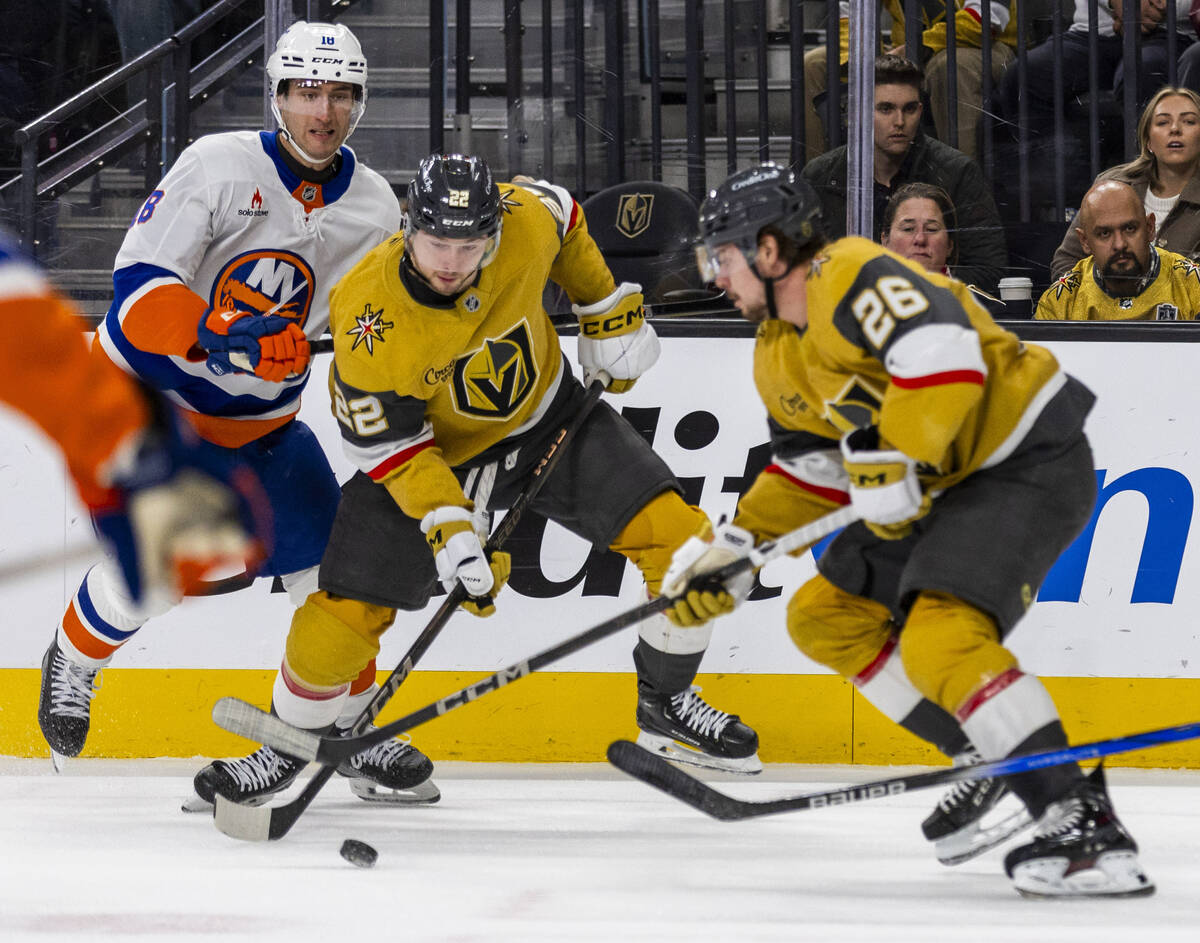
top-left (2, 333), bottom-right (1199, 765)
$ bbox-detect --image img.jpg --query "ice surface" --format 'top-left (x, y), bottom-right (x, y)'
top-left (1, 759), bottom-right (1197, 942)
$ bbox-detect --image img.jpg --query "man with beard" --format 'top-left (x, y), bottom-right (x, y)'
top-left (1036, 180), bottom-right (1200, 321)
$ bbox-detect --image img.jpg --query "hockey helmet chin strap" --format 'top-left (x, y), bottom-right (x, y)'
top-left (749, 256), bottom-right (802, 321)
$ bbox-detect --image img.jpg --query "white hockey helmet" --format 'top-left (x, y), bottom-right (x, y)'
top-left (267, 21), bottom-right (368, 145)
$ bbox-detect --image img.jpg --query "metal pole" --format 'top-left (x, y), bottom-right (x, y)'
top-left (431, 0), bottom-right (446, 155)
top-left (847, 0), bottom-right (877, 238)
top-left (264, 0), bottom-right (292, 130)
top-left (504, 0), bottom-right (525, 176)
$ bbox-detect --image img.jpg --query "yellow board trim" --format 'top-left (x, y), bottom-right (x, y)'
top-left (4, 669), bottom-right (1198, 767)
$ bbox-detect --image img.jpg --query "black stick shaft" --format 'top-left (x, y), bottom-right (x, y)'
top-left (250, 379), bottom-right (606, 838)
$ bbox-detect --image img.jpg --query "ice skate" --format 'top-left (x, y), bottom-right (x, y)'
top-left (335, 730), bottom-right (440, 804)
top-left (636, 685), bottom-right (761, 774)
top-left (1003, 765), bottom-right (1154, 898)
top-left (190, 744), bottom-right (306, 811)
top-left (38, 638), bottom-right (102, 771)
top-left (921, 749), bottom-right (1033, 865)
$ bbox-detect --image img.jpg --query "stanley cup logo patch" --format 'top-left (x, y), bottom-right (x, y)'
top-left (616, 193), bottom-right (654, 239)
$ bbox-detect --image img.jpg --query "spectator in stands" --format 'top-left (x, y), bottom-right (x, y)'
top-left (1051, 87), bottom-right (1200, 278)
top-left (802, 1), bottom-right (1016, 161)
top-left (802, 55), bottom-right (1008, 293)
top-left (880, 182), bottom-right (958, 276)
top-left (996, 0), bottom-right (1196, 213)
top-left (1035, 179), bottom-right (1200, 320)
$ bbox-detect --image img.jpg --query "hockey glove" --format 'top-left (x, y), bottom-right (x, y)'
top-left (840, 425), bottom-right (931, 540)
top-left (197, 307), bottom-right (310, 383)
top-left (660, 522), bottom-right (757, 628)
top-left (85, 386), bottom-right (271, 606)
top-left (573, 282), bottom-right (660, 393)
top-left (420, 506), bottom-right (511, 618)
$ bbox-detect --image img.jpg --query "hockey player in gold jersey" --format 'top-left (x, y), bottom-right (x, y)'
top-left (1036, 180), bottom-right (1200, 321)
top-left (209, 153), bottom-right (762, 794)
top-left (662, 163), bottom-right (1153, 898)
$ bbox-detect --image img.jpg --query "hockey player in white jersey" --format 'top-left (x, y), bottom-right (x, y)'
top-left (37, 20), bottom-right (437, 807)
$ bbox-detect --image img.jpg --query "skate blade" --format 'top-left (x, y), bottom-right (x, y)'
top-left (635, 730), bottom-right (763, 775)
top-left (346, 776), bottom-right (441, 804)
top-left (934, 801), bottom-right (1034, 866)
top-left (181, 795), bottom-right (213, 814)
top-left (50, 750), bottom-right (68, 774)
top-left (1011, 850), bottom-right (1156, 899)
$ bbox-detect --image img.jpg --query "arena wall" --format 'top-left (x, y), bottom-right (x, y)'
top-left (2, 334), bottom-right (1197, 767)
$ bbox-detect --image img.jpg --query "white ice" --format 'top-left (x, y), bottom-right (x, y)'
top-left (1, 759), bottom-right (1197, 942)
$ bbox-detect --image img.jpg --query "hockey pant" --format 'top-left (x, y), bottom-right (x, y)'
top-left (272, 491), bottom-right (715, 729)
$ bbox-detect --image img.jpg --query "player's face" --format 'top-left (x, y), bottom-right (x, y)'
top-left (277, 81), bottom-right (358, 168)
top-left (874, 84), bottom-right (922, 161)
top-left (708, 241), bottom-right (770, 323)
top-left (1147, 94), bottom-right (1200, 170)
top-left (408, 229), bottom-right (490, 295)
top-left (1081, 201), bottom-right (1152, 280)
top-left (881, 197), bottom-right (952, 273)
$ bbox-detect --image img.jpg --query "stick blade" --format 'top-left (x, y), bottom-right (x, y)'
top-left (212, 795), bottom-right (273, 842)
top-left (606, 740), bottom-right (744, 822)
top-left (211, 697), bottom-right (320, 762)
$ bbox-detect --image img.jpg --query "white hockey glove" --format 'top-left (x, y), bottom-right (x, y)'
top-left (660, 522), bottom-right (757, 628)
top-left (420, 506), bottom-right (511, 618)
top-left (839, 426), bottom-right (931, 540)
top-left (573, 282), bottom-right (660, 393)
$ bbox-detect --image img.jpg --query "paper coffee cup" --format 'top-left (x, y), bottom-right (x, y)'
top-left (998, 277), bottom-right (1033, 301)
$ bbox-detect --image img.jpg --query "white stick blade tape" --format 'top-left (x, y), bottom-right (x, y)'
top-left (213, 796), bottom-right (272, 842)
top-left (211, 697), bottom-right (321, 762)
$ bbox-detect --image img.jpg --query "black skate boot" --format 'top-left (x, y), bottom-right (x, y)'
top-left (38, 638), bottom-right (102, 770)
top-left (921, 749), bottom-right (1033, 865)
top-left (191, 745), bottom-right (306, 809)
top-left (636, 685), bottom-right (761, 774)
top-left (1003, 765), bottom-right (1154, 898)
top-left (336, 730), bottom-right (440, 804)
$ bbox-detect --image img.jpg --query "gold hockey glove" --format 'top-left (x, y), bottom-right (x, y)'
top-left (420, 507), bottom-right (510, 617)
top-left (840, 426), bottom-right (931, 540)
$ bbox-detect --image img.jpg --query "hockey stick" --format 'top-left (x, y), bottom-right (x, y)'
top-left (605, 720), bottom-right (1200, 822)
top-left (210, 504), bottom-right (859, 840)
top-left (211, 376), bottom-right (610, 839)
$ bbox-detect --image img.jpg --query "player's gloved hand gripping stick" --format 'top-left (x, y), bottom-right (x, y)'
top-left (210, 503), bottom-right (861, 840)
top-left (211, 374), bottom-right (614, 840)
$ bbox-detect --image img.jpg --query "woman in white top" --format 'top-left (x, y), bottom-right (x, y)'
top-left (1051, 86), bottom-right (1200, 278)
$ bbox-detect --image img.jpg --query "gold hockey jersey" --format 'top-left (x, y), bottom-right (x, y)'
top-left (735, 236), bottom-right (1065, 542)
top-left (1034, 246), bottom-right (1200, 321)
top-left (327, 180), bottom-right (616, 521)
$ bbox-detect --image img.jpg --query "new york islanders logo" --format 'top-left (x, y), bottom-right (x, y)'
top-left (450, 320), bottom-right (536, 419)
top-left (210, 250), bottom-right (315, 326)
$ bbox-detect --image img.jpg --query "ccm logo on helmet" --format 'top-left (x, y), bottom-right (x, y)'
top-left (580, 306), bottom-right (645, 336)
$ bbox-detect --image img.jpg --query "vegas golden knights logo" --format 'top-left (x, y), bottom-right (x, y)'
top-left (616, 193), bottom-right (654, 239)
top-left (451, 320), bottom-right (536, 419)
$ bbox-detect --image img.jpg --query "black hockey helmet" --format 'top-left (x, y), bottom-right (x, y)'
top-left (695, 163), bottom-right (825, 282)
top-left (406, 153), bottom-right (503, 266)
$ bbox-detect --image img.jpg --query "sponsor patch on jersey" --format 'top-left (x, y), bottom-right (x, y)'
top-left (346, 303), bottom-right (393, 353)
top-left (450, 319), bottom-right (536, 420)
top-left (209, 249), bottom-right (315, 325)
top-left (237, 187), bottom-right (269, 217)
top-left (463, 293), bottom-right (481, 312)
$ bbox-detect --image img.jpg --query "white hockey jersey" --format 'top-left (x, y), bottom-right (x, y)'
top-left (97, 130), bottom-right (402, 447)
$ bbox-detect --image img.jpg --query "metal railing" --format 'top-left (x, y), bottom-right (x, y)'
top-left (0, 0), bottom-right (263, 256)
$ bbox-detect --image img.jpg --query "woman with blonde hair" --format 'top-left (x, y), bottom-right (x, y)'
top-left (1052, 86), bottom-right (1200, 278)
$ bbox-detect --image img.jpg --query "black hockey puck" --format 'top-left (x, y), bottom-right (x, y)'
top-left (339, 838), bottom-right (378, 869)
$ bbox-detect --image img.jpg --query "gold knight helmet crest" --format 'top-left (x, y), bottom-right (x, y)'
top-left (616, 193), bottom-right (654, 239)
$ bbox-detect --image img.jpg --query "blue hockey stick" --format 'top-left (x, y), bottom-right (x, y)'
top-left (606, 721), bottom-right (1200, 821)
